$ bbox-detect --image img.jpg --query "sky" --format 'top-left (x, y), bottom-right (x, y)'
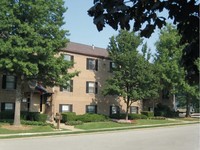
top-left (63, 0), bottom-right (159, 52)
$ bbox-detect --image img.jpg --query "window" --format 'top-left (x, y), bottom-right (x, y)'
top-left (60, 80), bottom-right (73, 92)
top-left (59, 104), bottom-right (73, 113)
top-left (110, 105), bottom-right (120, 115)
top-left (64, 54), bottom-right (74, 67)
top-left (2, 75), bottom-right (16, 90)
top-left (110, 62), bottom-right (116, 72)
top-left (86, 105), bottom-right (97, 114)
top-left (1, 103), bottom-right (15, 111)
top-left (130, 106), bottom-right (138, 114)
top-left (86, 58), bottom-right (98, 71)
top-left (86, 82), bottom-right (98, 94)
top-left (64, 54), bottom-right (74, 62)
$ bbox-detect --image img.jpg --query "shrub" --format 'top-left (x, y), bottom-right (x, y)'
top-left (27, 112), bottom-right (40, 121)
top-left (21, 120), bottom-right (54, 127)
top-left (65, 120), bottom-right (83, 126)
top-left (20, 111), bottom-right (29, 120)
top-left (110, 114), bottom-right (126, 119)
top-left (76, 113), bottom-right (108, 122)
top-left (61, 112), bottom-right (76, 123)
top-left (0, 111), bottom-right (14, 119)
top-left (36, 114), bottom-right (47, 123)
top-left (128, 114), bottom-right (148, 120)
top-left (154, 103), bottom-right (179, 118)
top-left (141, 111), bottom-right (154, 118)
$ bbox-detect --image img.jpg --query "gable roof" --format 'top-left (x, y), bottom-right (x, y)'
top-left (61, 42), bottom-right (109, 58)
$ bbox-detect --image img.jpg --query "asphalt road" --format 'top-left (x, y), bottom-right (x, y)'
top-left (0, 124), bottom-right (199, 150)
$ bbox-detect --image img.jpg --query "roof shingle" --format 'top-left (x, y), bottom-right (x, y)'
top-left (61, 42), bottom-right (109, 58)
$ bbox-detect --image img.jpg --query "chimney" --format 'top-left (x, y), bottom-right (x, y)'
top-left (92, 44), bottom-right (94, 50)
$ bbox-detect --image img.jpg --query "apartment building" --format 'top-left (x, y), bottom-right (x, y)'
top-left (0, 42), bottom-right (142, 120)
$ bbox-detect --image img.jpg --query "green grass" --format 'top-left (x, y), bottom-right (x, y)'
top-left (0, 124), bottom-right (54, 134)
top-left (75, 121), bottom-right (133, 130)
top-left (75, 119), bottom-right (183, 130)
top-left (135, 119), bottom-right (181, 125)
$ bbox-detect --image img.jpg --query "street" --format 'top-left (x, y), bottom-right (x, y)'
top-left (0, 124), bottom-right (199, 150)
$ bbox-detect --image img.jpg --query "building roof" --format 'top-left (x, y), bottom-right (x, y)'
top-left (61, 42), bottom-right (109, 58)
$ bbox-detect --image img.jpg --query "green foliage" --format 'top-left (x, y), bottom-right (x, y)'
top-left (141, 111), bottom-right (154, 118)
top-left (110, 113), bottom-right (147, 120)
top-left (155, 25), bottom-right (199, 115)
top-left (76, 114), bottom-right (108, 123)
top-left (88, 1), bottom-right (199, 82)
top-left (0, 111), bottom-right (14, 120)
top-left (128, 114), bottom-right (148, 120)
top-left (21, 120), bottom-right (54, 127)
top-left (0, 0), bottom-right (79, 126)
top-left (20, 112), bottom-right (47, 122)
top-left (103, 30), bottom-right (160, 119)
top-left (65, 120), bottom-right (83, 126)
top-left (154, 103), bottom-right (179, 118)
top-left (61, 112), bottom-right (76, 123)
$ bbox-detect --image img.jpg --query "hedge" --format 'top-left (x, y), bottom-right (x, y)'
top-left (76, 113), bottom-right (108, 122)
top-left (110, 113), bottom-right (148, 120)
top-left (61, 112), bottom-right (76, 123)
top-left (141, 111), bottom-right (154, 118)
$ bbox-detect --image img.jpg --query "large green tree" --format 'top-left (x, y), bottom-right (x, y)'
top-left (88, 0), bottom-right (199, 83)
top-left (154, 24), bottom-right (199, 116)
top-left (103, 30), bottom-right (159, 120)
top-left (0, 0), bottom-right (78, 126)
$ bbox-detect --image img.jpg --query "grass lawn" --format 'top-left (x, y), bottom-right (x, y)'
top-left (75, 119), bottom-right (182, 130)
top-left (0, 123), bottom-right (55, 134)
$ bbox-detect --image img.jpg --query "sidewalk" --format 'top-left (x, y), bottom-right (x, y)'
top-left (0, 121), bottom-right (199, 138)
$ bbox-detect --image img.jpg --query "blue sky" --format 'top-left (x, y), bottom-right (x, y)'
top-left (63, 0), bottom-right (158, 52)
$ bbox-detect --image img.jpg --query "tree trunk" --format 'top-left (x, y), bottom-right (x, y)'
top-left (173, 94), bottom-right (176, 111)
top-left (125, 97), bottom-right (130, 120)
top-left (13, 77), bottom-right (22, 126)
top-left (185, 96), bottom-right (190, 117)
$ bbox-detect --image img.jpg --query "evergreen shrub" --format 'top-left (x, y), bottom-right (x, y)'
top-left (76, 113), bottom-right (108, 122)
top-left (61, 112), bottom-right (76, 123)
top-left (141, 111), bottom-right (154, 117)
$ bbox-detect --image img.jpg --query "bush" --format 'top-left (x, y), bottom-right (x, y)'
top-left (0, 111), bottom-right (14, 119)
top-left (21, 120), bottom-right (54, 127)
top-left (65, 120), bottom-right (83, 126)
top-left (154, 103), bottom-right (179, 118)
top-left (20, 112), bottom-right (47, 122)
top-left (76, 113), bottom-right (108, 122)
top-left (110, 114), bottom-right (126, 119)
top-left (128, 114), bottom-right (148, 120)
top-left (141, 111), bottom-right (154, 118)
top-left (110, 113), bottom-right (148, 120)
top-left (20, 111), bottom-right (29, 120)
top-left (36, 114), bottom-right (47, 123)
top-left (61, 112), bottom-right (76, 123)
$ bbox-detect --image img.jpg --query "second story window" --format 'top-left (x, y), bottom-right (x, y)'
top-left (2, 75), bottom-right (17, 90)
top-left (86, 58), bottom-right (98, 71)
top-left (60, 80), bottom-right (73, 92)
top-left (86, 81), bottom-right (98, 94)
top-left (64, 54), bottom-right (74, 62)
top-left (110, 62), bottom-right (116, 72)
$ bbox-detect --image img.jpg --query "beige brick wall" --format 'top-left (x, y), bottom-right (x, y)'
top-left (53, 52), bottom-right (142, 116)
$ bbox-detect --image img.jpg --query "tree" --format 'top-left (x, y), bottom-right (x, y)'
top-left (154, 24), bottom-right (199, 116)
top-left (0, 0), bottom-right (78, 126)
top-left (88, 0), bottom-right (199, 83)
top-left (103, 30), bottom-right (159, 120)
